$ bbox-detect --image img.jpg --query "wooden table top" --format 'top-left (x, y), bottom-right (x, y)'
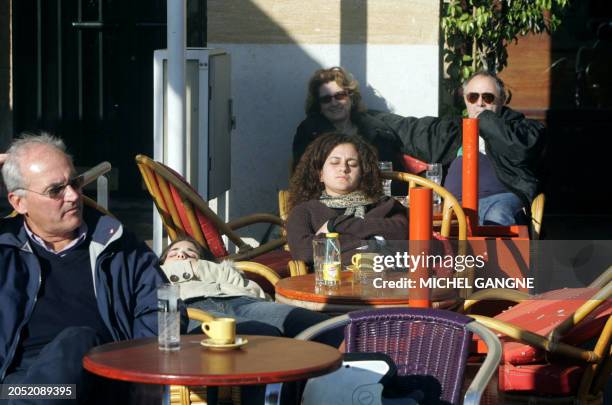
top-left (83, 335), bottom-right (342, 386)
top-left (275, 272), bottom-right (459, 312)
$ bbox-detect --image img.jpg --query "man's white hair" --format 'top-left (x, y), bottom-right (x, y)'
top-left (1, 132), bottom-right (71, 196)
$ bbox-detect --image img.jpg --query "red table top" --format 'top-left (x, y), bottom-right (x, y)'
top-left (83, 335), bottom-right (342, 386)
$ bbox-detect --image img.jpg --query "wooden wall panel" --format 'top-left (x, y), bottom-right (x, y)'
top-left (499, 34), bottom-right (552, 112)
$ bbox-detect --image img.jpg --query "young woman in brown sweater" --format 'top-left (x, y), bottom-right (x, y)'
top-left (287, 132), bottom-right (409, 264)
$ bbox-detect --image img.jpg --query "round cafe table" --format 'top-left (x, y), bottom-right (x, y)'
top-left (275, 272), bottom-right (460, 313)
top-left (83, 335), bottom-right (342, 405)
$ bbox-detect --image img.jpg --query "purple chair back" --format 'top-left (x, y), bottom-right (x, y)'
top-left (345, 307), bottom-right (473, 405)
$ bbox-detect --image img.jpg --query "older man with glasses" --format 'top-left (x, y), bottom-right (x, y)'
top-left (380, 71), bottom-right (545, 226)
top-left (0, 134), bottom-right (171, 404)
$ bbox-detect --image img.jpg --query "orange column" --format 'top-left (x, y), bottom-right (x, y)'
top-left (408, 187), bottom-right (432, 308)
top-left (462, 118), bottom-right (479, 234)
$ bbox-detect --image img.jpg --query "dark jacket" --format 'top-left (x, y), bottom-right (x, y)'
top-left (0, 207), bottom-right (169, 380)
top-left (286, 197), bottom-right (409, 264)
top-left (375, 107), bottom-right (545, 206)
top-left (292, 111), bottom-right (404, 171)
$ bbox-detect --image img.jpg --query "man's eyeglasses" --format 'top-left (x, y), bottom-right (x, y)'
top-left (466, 92), bottom-right (496, 105)
top-left (16, 175), bottom-right (84, 199)
top-left (319, 91), bottom-right (349, 104)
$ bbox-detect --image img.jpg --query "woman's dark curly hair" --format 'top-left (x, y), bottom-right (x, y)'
top-left (304, 66), bottom-right (366, 116)
top-left (288, 132), bottom-right (383, 211)
top-left (159, 235), bottom-right (216, 265)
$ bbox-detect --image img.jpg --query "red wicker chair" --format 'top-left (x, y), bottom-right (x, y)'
top-left (135, 154), bottom-right (292, 293)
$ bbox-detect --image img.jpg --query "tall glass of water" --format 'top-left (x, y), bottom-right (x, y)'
top-left (158, 283), bottom-right (180, 351)
top-left (378, 161), bottom-right (393, 196)
top-left (425, 163), bottom-right (442, 205)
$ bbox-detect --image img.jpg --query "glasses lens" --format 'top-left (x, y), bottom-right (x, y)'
top-left (70, 176), bottom-right (84, 191)
top-left (47, 185), bottom-right (66, 199)
top-left (333, 91), bottom-right (348, 101)
top-left (481, 93), bottom-right (496, 104)
top-left (466, 93), bottom-right (480, 104)
top-left (319, 95), bottom-right (333, 104)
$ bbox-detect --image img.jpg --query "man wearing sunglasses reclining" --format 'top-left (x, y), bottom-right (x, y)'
top-left (0, 134), bottom-right (170, 404)
top-left (379, 71), bottom-right (545, 226)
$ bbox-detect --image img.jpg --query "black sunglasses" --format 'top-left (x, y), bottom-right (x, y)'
top-left (319, 91), bottom-right (349, 104)
top-left (17, 175), bottom-right (84, 199)
top-left (466, 92), bottom-right (496, 104)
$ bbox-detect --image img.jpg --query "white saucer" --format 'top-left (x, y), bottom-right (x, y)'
top-left (200, 336), bottom-right (248, 351)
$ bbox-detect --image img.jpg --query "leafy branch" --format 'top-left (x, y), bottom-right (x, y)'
top-left (441, 0), bottom-right (570, 111)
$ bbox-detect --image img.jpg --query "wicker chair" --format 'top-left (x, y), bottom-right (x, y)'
top-left (267, 307), bottom-right (501, 405)
top-left (135, 154), bottom-right (292, 293)
top-left (462, 267), bottom-right (612, 404)
top-left (530, 192), bottom-right (545, 240)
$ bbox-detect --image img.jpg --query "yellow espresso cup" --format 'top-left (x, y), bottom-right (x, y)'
top-left (201, 317), bottom-right (236, 345)
top-left (351, 253), bottom-right (379, 270)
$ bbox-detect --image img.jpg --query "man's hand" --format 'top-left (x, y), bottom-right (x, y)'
top-left (0, 153), bottom-right (7, 165)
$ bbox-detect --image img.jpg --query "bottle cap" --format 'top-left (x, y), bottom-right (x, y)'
top-left (326, 232), bottom-right (339, 238)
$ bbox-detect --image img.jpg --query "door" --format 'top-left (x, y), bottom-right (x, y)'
top-left (12, 0), bottom-right (206, 197)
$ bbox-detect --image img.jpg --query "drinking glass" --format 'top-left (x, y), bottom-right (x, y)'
top-left (377, 161), bottom-right (393, 196)
top-left (425, 163), bottom-right (442, 205)
top-left (158, 283), bottom-right (180, 351)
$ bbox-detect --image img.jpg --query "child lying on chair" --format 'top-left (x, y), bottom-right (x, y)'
top-left (159, 236), bottom-right (331, 339)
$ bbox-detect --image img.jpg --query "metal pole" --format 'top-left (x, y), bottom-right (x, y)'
top-left (166, 0), bottom-right (186, 175)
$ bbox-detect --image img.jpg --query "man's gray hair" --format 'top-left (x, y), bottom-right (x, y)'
top-left (462, 70), bottom-right (508, 104)
top-left (2, 132), bottom-right (71, 195)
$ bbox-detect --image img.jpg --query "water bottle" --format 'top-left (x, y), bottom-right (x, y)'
top-left (158, 283), bottom-right (180, 351)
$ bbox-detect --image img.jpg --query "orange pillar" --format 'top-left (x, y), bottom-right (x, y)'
top-left (409, 187), bottom-right (432, 308)
top-left (462, 118), bottom-right (479, 234)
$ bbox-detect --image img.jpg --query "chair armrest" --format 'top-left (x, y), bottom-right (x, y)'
top-left (226, 238), bottom-right (287, 261)
top-left (288, 260), bottom-right (309, 276)
top-left (295, 314), bottom-right (350, 341)
top-left (234, 261), bottom-right (281, 286)
top-left (589, 266), bottom-right (612, 289)
top-left (468, 315), bottom-right (600, 363)
top-left (463, 320), bottom-right (502, 405)
top-left (227, 213), bottom-right (284, 230)
top-left (186, 308), bottom-right (215, 323)
top-left (81, 161), bottom-right (112, 187)
top-left (462, 288), bottom-right (531, 313)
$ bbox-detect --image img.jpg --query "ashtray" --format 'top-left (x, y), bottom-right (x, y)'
top-left (200, 336), bottom-right (248, 351)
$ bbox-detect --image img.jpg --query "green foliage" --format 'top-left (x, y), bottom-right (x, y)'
top-left (441, 0), bottom-right (570, 111)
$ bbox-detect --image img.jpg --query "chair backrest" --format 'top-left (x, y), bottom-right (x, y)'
top-left (293, 307), bottom-right (501, 405)
top-left (381, 171), bottom-right (467, 240)
top-left (345, 308), bottom-right (472, 404)
top-left (530, 192), bottom-right (545, 240)
top-left (135, 154), bottom-right (247, 258)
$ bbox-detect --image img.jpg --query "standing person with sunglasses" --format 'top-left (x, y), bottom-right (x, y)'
top-left (292, 67), bottom-right (403, 173)
top-left (379, 71), bottom-right (545, 226)
top-left (0, 134), bottom-right (170, 404)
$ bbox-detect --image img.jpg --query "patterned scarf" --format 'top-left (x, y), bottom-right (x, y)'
top-left (319, 191), bottom-right (378, 219)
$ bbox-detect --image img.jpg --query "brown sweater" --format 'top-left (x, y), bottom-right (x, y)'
top-left (286, 197), bottom-right (409, 264)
